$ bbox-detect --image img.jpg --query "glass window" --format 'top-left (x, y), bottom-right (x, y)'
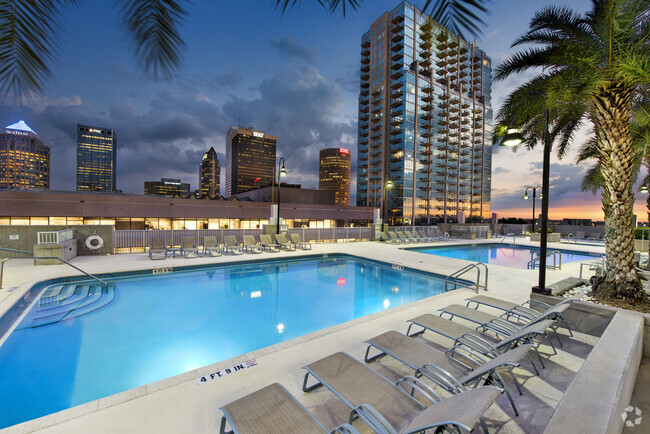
top-left (49, 217), bottom-right (66, 225)
top-left (10, 217), bottom-right (29, 225)
top-left (30, 217), bottom-right (48, 225)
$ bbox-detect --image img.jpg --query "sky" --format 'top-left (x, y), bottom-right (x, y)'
top-left (1, 0), bottom-right (648, 222)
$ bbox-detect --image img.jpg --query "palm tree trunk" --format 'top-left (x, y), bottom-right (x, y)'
top-left (592, 84), bottom-right (644, 300)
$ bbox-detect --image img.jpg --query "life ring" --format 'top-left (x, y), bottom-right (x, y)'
top-left (85, 235), bottom-right (104, 250)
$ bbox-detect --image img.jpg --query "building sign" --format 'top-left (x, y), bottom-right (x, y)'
top-left (196, 359), bottom-right (257, 384)
top-left (253, 131), bottom-right (264, 138)
top-left (339, 148), bottom-right (349, 154)
top-left (5, 129), bottom-right (28, 136)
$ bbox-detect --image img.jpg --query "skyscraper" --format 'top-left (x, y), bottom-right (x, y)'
top-left (76, 124), bottom-right (117, 192)
top-left (357, 1), bottom-right (493, 224)
top-left (200, 147), bottom-right (220, 198)
top-left (144, 178), bottom-right (191, 196)
top-left (225, 127), bottom-right (277, 197)
top-left (319, 147), bottom-right (351, 206)
top-left (0, 120), bottom-right (50, 190)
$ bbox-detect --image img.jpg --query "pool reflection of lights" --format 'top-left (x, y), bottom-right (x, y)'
top-left (391, 286), bottom-right (399, 293)
top-left (250, 291), bottom-right (261, 298)
top-left (383, 299), bottom-right (390, 309)
top-left (277, 323), bottom-right (285, 333)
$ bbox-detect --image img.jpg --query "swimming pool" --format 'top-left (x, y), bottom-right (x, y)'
top-left (0, 255), bottom-right (450, 428)
top-left (410, 243), bottom-right (603, 268)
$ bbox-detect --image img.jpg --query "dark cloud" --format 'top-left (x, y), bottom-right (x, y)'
top-left (492, 166), bottom-right (511, 175)
top-left (208, 69), bottom-right (243, 89)
top-left (270, 37), bottom-right (316, 64)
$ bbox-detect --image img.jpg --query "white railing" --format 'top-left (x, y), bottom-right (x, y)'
top-left (112, 227), bottom-right (373, 253)
top-left (37, 229), bottom-right (75, 245)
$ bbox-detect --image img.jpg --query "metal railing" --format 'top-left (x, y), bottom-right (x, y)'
top-left (37, 229), bottom-right (75, 245)
top-left (527, 250), bottom-right (562, 270)
top-left (499, 233), bottom-right (516, 245)
top-left (0, 247), bottom-right (34, 255)
top-left (445, 262), bottom-right (488, 293)
top-left (0, 256), bottom-right (107, 289)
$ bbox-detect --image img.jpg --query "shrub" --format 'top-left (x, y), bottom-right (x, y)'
top-left (634, 227), bottom-right (650, 239)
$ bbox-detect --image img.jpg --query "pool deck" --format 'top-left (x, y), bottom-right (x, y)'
top-left (0, 238), bottom-right (616, 433)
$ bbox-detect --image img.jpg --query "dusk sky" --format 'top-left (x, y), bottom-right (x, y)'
top-left (1, 0), bottom-right (647, 221)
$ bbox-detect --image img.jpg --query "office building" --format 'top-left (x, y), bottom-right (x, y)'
top-left (225, 127), bottom-right (276, 197)
top-left (319, 148), bottom-right (351, 206)
top-left (200, 147), bottom-right (220, 198)
top-left (76, 124), bottom-right (117, 192)
top-left (357, 1), bottom-right (493, 224)
top-left (0, 120), bottom-right (50, 190)
top-left (144, 178), bottom-right (190, 197)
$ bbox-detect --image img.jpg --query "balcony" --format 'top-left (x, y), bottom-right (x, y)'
top-left (361, 81), bottom-right (370, 89)
top-left (360, 105), bottom-right (369, 113)
top-left (362, 40), bottom-right (370, 48)
top-left (392, 51), bottom-right (404, 62)
top-left (390, 117), bottom-right (402, 126)
top-left (361, 63), bottom-right (370, 72)
top-left (370, 122), bottom-right (382, 131)
top-left (437, 77), bottom-right (449, 86)
top-left (361, 56), bottom-right (370, 64)
top-left (391, 107), bottom-right (404, 116)
top-left (421, 103), bottom-right (434, 112)
top-left (391, 32), bottom-right (403, 43)
top-left (391, 88), bottom-right (403, 98)
top-left (390, 136), bottom-right (402, 144)
top-left (361, 46), bottom-right (370, 56)
top-left (391, 61), bottom-right (403, 70)
top-left (391, 98), bottom-right (403, 108)
top-left (361, 72), bottom-right (370, 81)
top-left (392, 40), bottom-right (403, 52)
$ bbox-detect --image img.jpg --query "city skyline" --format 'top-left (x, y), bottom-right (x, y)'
top-left (1, 0), bottom-right (647, 221)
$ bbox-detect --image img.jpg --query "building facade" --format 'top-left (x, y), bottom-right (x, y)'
top-left (200, 147), bottom-right (220, 198)
top-left (356, 1), bottom-right (493, 224)
top-left (144, 178), bottom-right (191, 197)
top-left (319, 148), bottom-right (351, 206)
top-left (76, 124), bottom-right (117, 192)
top-left (0, 120), bottom-right (50, 190)
top-left (225, 127), bottom-right (277, 197)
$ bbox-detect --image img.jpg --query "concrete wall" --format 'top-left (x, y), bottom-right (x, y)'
top-left (0, 225), bottom-right (113, 259)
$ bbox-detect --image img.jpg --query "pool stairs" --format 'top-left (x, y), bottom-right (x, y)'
top-left (16, 282), bottom-right (115, 329)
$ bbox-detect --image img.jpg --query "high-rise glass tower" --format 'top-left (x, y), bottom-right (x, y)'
top-left (0, 120), bottom-right (50, 190)
top-left (200, 147), bottom-right (220, 198)
top-left (76, 124), bottom-right (117, 192)
top-left (356, 1), bottom-right (493, 225)
top-left (319, 148), bottom-right (351, 206)
top-left (225, 127), bottom-right (277, 197)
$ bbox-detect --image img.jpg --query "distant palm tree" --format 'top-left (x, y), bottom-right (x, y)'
top-left (495, 0), bottom-right (650, 301)
top-left (0, 0), bottom-right (488, 102)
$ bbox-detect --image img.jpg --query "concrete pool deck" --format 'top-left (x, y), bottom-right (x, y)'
top-left (0, 237), bottom-right (640, 433)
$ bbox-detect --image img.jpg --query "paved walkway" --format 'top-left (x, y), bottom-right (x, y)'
top-left (0, 238), bottom-right (608, 433)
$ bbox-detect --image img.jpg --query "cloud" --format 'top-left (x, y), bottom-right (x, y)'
top-left (492, 166), bottom-right (511, 175)
top-left (486, 29), bottom-right (500, 39)
top-left (270, 37), bottom-right (316, 64)
top-left (208, 69), bottom-right (243, 89)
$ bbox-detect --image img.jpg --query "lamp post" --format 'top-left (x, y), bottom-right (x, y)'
top-left (500, 108), bottom-right (552, 295)
top-left (524, 185), bottom-right (542, 232)
top-left (382, 179), bottom-right (393, 227)
top-left (276, 157), bottom-right (287, 235)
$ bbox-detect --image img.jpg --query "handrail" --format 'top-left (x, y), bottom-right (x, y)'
top-left (499, 233), bottom-right (516, 245)
top-left (527, 250), bottom-right (562, 270)
top-left (0, 247), bottom-right (34, 255)
top-left (0, 257), bottom-right (107, 289)
top-left (445, 262), bottom-right (488, 293)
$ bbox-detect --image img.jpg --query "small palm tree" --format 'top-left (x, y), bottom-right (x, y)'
top-left (495, 0), bottom-right (650, 301)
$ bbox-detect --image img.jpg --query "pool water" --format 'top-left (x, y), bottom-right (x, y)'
top-left (0, 256), bottom-right (448, 428)
top-left (411, 243), bottom-right (603, 268)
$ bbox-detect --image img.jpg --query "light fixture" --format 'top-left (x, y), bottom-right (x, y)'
top-left (640, 185), bottom-right (649, 194)
top-left (523, 193), bottom-right (529, 199)
top-left (500, 128), bottom-right (526, 147)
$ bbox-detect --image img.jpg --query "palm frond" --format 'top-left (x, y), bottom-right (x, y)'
top-left (423, 0), bottom-right (489, 40)
top-left (0, 0), bottom-right (78, 102)
top-left (581, 163), bottom-right (603, 194)
top-left (119, 0), bottom-right (188, 80)
top-left (275, 0), bottom-right (361, 16)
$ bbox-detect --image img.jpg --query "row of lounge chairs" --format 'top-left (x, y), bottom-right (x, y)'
top-left (148, 233), bottom-right (312, 260)
top-left (379, 228), bottom-right (457, 244)
top-left (219, 295), bottom-right (574, 433)
top-left (568, 231), bottom-right (604, 243)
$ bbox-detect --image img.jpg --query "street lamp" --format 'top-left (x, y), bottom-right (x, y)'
top-left (524, 185), bottom-right (542, 232)
top-left (500, 108), bottom-right (552, 295)
top-left (382, 179), bottom-right (393, 227)
top-left (276, 157), bottom-right (287, 235)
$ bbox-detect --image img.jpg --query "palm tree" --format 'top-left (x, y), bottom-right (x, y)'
top-left (495, 0), bottom-right (650, 301)
top-left (0, 0), bottom-right (488, 102)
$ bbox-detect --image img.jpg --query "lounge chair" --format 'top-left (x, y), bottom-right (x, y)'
top-left (289, 233), bottom-right (312, 250)
top-left (223, 235), bottom-right (244, 255)
top-left (432, 227), bottom-right (457, 241)
top-left (219, 382), bottom-right (357, 434)
top-left (416, 229), bottom-right (435, 242)
top-left (396, 231), bottom-right (416, 243)
top-left (302, 352), bottom-right (502, 433)
top-left (587, 232), bottom-right (603, 242)
top-left (388, 231), bottom-right (406, 243)
top-left (275, 233), bottom-right (297, 251)
top-left (465, 295), bottom-right (574, 334)
top-left (180, 237), bottom-right (199, 258)
top-left (364, 330), bottom-right (535, 415)
top-left (202, 236), bottom-right (222, 257)
top-left (438, 304), bottom-right (568, 349)
top-left (405, 230), bottom-right (424, 243)
top-left (378, 231), bottom-right (399, 243)
top-left (571, 231), bottom-right (586, 243)
top-left (149, 237), bottom-right (168, 260)
top-left (406, 313), bottom-right (553, 370)
top-left (243, 235), bottom-right (263, 254)
top-left (259, 234), bottom-right (281, 252)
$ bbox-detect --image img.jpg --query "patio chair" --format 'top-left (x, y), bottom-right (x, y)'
top-left (438, 304), bottom-right (570, 348)
top-left (378, 231), bottom-right (399, 243)
top-left (572, 231), bottom-right (586, 242)
top-left (416, 229), bottom-right (435, 242)
top-left (364, 330), bottom-right (536, 416)
top-left (406, 313), bottom-right (553, 370)
top-left (587, 232), bottom-right (603, 242)
top-left (388, 231), bottom-right (407, 243)
top-left (396, 230), bottom-right (416, 243)
top-left (302, 352), bottom-right (502, 434)
top-left (223, 235), bottom-right (244, 255)
top-left (259, 234), bottom-right (281, 252)
top-left (431, 227), bottom-right (456, 241)
top-left (180, 237), bottom-right (199, 258)
top-left (243, 235), bottom-right (263, 254)
top-left (202, 236), bottom-right (222, 257)
top-left (219, 382), bottom-right (358, 434)
top-left (465, 295), bottom-right (574, 333)
top-left (290, 233), bottom-right (312, 250)
top-left (275, 233), bottom-right (297, 251)
top-left (405, 230), bottom-right (424, 243)
top-left (149, 237), bottom-right (168, 260)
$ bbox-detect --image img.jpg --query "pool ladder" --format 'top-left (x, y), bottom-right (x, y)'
top-left (0, 256), bottom-right (107, 289)
top-left (445, 263), bottom-right (488, 293)
top-left (499, 233), bottom-right (516, 245)
top-left (527, 250), bottom-right (562, 270)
